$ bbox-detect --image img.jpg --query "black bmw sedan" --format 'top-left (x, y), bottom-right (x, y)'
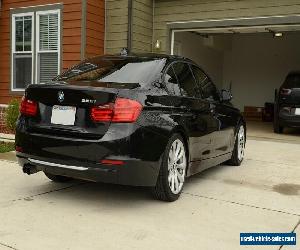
top-left (16, 53), bottom-right (246, 202)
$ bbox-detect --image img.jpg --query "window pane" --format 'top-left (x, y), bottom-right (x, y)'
top-left (173, 63), bottom-right (198, 98)
top-left (38, 52), bottom-right (58, 83)
top-left (283, 74), bottom-right (300, 89)
top-left (99, 59), bottom-right (165, 84)
top-left (164, 66), bottom-right (181, 96)
top-left (24, 19), bottom-right (32, 51)
top-left (14, 16), bottom-right (32, 52)
top-left (15, 19), bottom-right (24, 51)
top-left (200, 79), bottom-right (219, 101)
top-left (39, 13), bottom-right (58, 51)
top-left (191, 65), bottom-right (219, 101)
top-left (55, 58), bottom-right (166, 87)
top-left (13, 54), bottom-right (32, 89)
top-left (191, 66), bottom-right (207, 85)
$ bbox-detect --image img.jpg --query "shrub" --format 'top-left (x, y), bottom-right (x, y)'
top-left (0, 142), bottom-right (15, 153)
top-left (5, 99), bottom-right (20, 132)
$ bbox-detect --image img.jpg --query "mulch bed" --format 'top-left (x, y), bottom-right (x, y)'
top-left (0, 126), bottom-right (15, 135)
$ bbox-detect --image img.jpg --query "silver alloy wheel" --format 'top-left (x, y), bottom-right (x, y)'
top-left (237, 125), bottom-right (245, 161)
top-left (167, 139), bottom-right (187, 194)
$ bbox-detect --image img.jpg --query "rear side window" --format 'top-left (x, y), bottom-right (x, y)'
top-left (191, 65), bottom-right (219, 101)
top-left (283, 74), bottom-right (300, 89)
top-left (172, 62), bottom-right (200, 98)
top-left (164, 66), bottom-right (181, 96)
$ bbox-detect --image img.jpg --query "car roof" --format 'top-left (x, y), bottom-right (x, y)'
top-left (287, 71), bottom-right (300, 76)
top-left (84, 53), bottom-right (195, 64)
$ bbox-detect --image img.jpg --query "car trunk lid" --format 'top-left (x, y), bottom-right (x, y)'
top-left (25, 83), bottom-right (120, 139)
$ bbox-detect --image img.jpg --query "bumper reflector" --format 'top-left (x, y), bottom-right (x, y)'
top-left (16, 146), bottom-right (23, 153)
top-left (100, 159), bottom-right (124, 166)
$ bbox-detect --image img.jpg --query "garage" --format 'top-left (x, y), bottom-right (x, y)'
top-left (168, 16), bottom-right (300, 140)
top-left (105, 0), bottom-right (300, 139)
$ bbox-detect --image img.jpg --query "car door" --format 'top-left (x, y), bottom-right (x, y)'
top-left (191, 65), bottom-right (236, 158)
top-left (164, 61), bottom-right (220, 175)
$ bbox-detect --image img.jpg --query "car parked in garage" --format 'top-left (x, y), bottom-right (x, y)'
top-left (274, 71), bottom-right (300, 133)
top-left (15, 53), bottom-right (246, 202)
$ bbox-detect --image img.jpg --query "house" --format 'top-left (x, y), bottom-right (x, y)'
top-left (0, 0), bottom-right (104, 125)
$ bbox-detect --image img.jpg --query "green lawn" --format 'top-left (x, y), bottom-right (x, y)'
top-left (0, 141), bottom-right (15, 153)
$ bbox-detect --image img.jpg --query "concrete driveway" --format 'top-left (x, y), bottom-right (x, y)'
top-left (0, 138), bottom-right (299, 250)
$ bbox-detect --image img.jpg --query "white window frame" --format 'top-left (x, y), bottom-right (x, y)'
top-left (11, 9), bottom-right (61, 92)
top-left (35, 9), bottom-right (61, 84)
top-left (11, 12), bottom-right (35, 92)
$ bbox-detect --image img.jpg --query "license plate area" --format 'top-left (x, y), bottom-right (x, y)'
top-left (295, 108), bottom-right (300, 116)
top-left (51, 105), bottom-right (76, 125)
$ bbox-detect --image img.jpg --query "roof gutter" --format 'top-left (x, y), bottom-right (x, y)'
top-left (127, 0), bottom-right (133, 52)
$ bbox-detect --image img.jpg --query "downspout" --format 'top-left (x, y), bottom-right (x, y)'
top-left (152, 0), bottom-right (155, 52)
top-left (80, 0), bottom-right (87, 60)
top-left (127, 0), bottom-right (133, 52)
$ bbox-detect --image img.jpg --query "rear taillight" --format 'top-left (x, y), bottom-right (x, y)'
top-left (91, 98), bottom-right (142, 123)
top-left (91, 103), bottom-right (114, 122)
top-left (280, 88), bottom-right (292, 95)
top-left (112, 98), bottom-right (142, 122)
top-left (20, 97), bottom-right (38, 116)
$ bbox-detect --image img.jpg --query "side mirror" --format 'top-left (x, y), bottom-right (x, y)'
top-left (221, 89), bottom-right (232, 102)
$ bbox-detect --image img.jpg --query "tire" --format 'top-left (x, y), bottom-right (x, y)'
top-left (227, 124), bottom-right (246, 166)
top-left (151, 134), bottom-right (187, 202)
top-left (44, 172), bottom-right (72, 183)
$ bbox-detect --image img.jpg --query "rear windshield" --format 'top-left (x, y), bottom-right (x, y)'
top-left (282, 74), bottom-right (300, 89)
top-left (54, 57), bottom-right (167, 87)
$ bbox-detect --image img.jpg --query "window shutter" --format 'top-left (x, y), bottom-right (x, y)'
top-left (38, 13), bottom-right (59, 83)
top-left (39, 14), bottom-right (58, 50)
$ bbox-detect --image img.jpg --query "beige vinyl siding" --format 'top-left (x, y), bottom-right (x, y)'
top-left (132, 0), bottom-right (153, 52)
top-left (154, 0), bottom-right (300, 53)
top-left (105, 0), bottom-right (128, 54)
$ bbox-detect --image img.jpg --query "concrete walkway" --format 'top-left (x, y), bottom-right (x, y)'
top-left (0, 138), bottom-right (299, 250)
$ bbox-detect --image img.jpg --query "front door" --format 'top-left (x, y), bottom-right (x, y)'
top-left (164, 62), bottom-right (220, 175)
top-left (191, 65), bottom-right (235, 158)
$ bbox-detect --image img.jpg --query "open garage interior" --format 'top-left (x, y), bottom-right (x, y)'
top-left (172, 24), bottom-right (300, 140)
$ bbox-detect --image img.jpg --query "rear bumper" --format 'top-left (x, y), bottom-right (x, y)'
top-left (15, 123), bottom-right (169, 187)
top-left (17, 153), bottom-right (160, 186)
top-left (278, 115), bottom-right (300, 128)
top-left (279, 119), bottom-right (300, 128)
